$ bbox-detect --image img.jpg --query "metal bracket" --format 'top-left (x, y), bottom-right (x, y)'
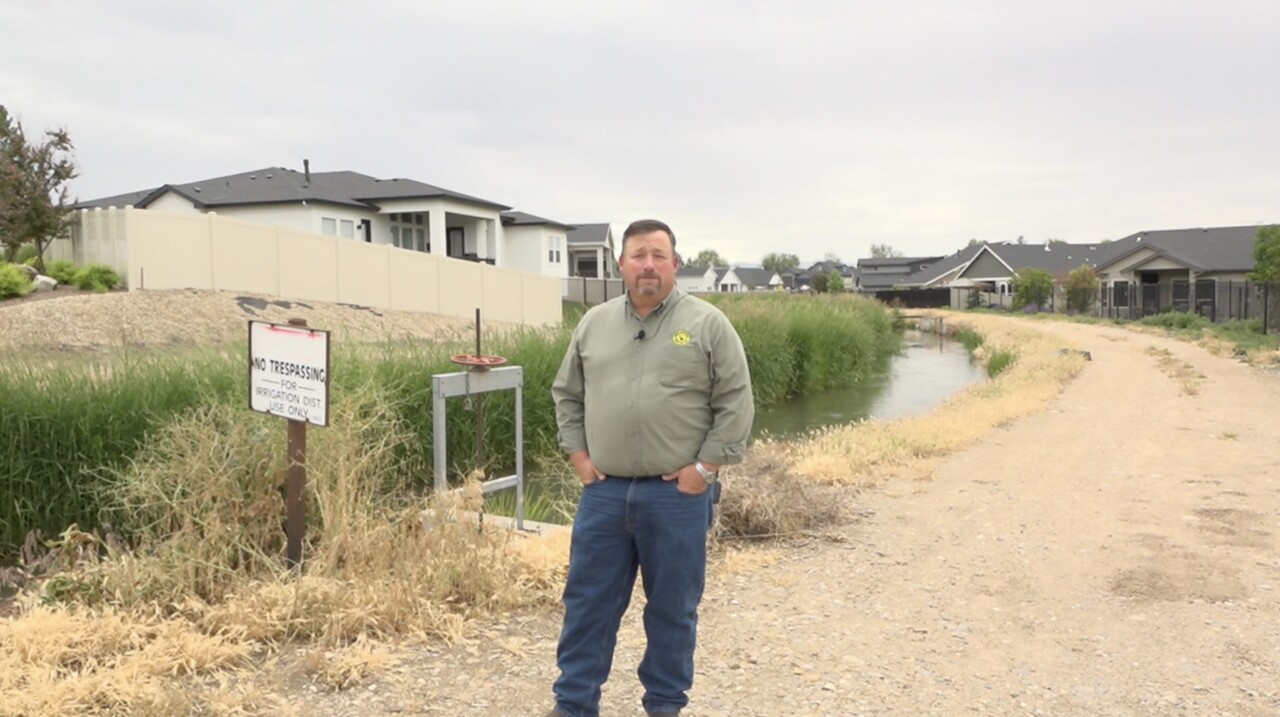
top-left (431, 365), bottom-right (525, 529)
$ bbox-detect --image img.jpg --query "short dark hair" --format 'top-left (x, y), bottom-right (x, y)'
top-left (621, 219), bottom-right (676, 255)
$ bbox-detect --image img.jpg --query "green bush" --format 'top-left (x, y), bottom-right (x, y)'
top-left (0, 263), bottom-right (31, 299)
top-left (954, 326), bottom-right (984, 352)
top-left (46, 259), bottom-right (77, 284)
top-left (71, 263), bottom-right (121, 292)
top-left (987, 350), bottom-right (1016, 377)
top-left (12, 243), bottom-right (37, 265)
top-left (1137, 311), bottom-right (1210, 332)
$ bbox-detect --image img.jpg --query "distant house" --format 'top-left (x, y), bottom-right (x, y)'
top-left (500, 211), bottom-right (571, 280)
top-left (68, 164), bottom-right (577, 276)
top-left (1092, 225), bottom-right (1261, 316)
top-left (676, 265), bottom-right (716, 293)
top-left (906, 241), bottom-right (1109, 296)
top-left (712, 266), bottom-right (782, 292)
top-left (855, 255), bottom-right (944, 292)
top-left (803, 261), bottom-right (857, 291)
top-left (566, 223), bottom-right (618, 278)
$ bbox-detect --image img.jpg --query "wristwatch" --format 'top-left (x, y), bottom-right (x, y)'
top-left (694, 461), bottom-right (719, 484)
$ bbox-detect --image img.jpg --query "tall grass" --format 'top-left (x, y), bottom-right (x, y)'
top-left (1, 294), bottom-right (900, 550)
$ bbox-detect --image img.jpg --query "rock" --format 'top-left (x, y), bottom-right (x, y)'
top-left (16, 264), bottom-right (37, 281)
top-left (32, 275), bottom-right (58, 292)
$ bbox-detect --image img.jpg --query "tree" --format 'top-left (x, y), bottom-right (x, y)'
top-left (0, 105), bottom-right (78, 273)
top-left (1011, 268), bottom-right (1054, 311)
top-left (761, 252), bottom-right (800, 274)
top-left (966, 239), bottom-right (982, 248)
top-left (1249, 225), bottom-right (1280, 281)
top-left (1064, 265), bottom-right (1100, 314)
top-left (822, 251), bottom-right (842, 264)
top-left (811, 271), bottom-right (829, 293)
top-left (827, 270), bottom-right (845, 293)
top-left (686, 249), bottom-right (727, 270)
top-left (869, 243), bottom-right (902, 259)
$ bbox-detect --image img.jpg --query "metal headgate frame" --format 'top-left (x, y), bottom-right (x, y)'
top-left (431, 365), bottom-right (524, 529)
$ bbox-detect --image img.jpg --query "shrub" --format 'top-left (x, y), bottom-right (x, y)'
top-left (987, 349), bottom-right (1016, 377)
top-left (46, 259), bottom-right (77, 284)
top-left (954, 326), bottom-right (984, 352)
top-left (0, 262), bottom-right (31, 298)
top-left (1012, 268), bottom-right (1054, 310)
top-left (1138, 311), bottom-right (1209, 332)
top-left (12, 243), bottom-right (38, 265)
top-left (71, 264), bottom-right (121, 292)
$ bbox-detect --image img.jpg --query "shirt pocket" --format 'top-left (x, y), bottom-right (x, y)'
top-left (653, 341), bottom-right (711, 392)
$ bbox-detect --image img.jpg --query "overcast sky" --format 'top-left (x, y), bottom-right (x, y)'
top-left (3, 0), bottom-right (1278, 264)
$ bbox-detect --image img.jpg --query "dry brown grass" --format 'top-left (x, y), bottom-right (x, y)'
top-left (1, 389), bottom-right (569, 714)
top-left (1146, 346), bottom-right (1205, 395)
top-left (0, 605), bottom-right (287, 717)
top-left (791, 312), bottom-right (1085, 484)
top-left (715, 440), bottom-right (851, 540)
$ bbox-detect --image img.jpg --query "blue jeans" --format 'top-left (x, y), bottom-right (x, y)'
top-left (552, 476), bottom-right (713, 717)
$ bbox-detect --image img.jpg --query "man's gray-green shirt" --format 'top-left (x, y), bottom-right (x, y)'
top-left (552, 287), bottom-right (754, 477)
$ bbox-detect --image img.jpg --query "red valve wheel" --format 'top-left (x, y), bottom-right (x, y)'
top-left (450, 354), bottom-right (508, 370)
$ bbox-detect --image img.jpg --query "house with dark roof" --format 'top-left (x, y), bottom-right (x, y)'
top-left (712, 266), bottom-right (782, 292)
top-left (71, 163), bottom-right (567, 279)
top-left (1091, 225), bottom-right (1262, 317)
top-left (855, 255), bottom-right (944, 292)
top-left (676, 265), bottom-right (716, 293)
top-left (799, 260), bottom-right (856, 292)
top-left (500, 211), bottom-right (572, 279)
top-left (565, 223), bottom-right (618, 279)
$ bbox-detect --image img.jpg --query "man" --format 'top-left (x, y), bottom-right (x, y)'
top-left (546, 219), bottom-right (754, 717)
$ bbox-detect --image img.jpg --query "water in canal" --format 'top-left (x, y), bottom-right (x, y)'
top-left (752, 330), bottom-right (986, 440)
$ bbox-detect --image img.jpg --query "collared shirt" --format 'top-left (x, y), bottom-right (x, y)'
top-left (552, 286), bottom-right (754, 477)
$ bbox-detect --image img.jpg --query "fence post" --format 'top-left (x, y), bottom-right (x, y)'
top-left (1265, 282), bottom-right (1270, 335)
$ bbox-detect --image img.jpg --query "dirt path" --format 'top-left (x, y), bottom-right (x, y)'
top-left (290, 318), bottom-right (1280, 717)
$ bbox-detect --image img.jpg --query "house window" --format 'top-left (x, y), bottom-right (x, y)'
top-left (547, 236), bottom-right (562, 263)
top-left (321, 217), bottom-right (356, 239)
top-left (390, 213), bottom-right (427, 252)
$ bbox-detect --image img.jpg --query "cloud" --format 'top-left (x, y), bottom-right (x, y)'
top-left (3, 0), bottom-right (1279, 262)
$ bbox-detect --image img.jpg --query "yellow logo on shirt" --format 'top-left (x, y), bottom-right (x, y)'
top-left (672, 329), bottom-right (692, 346)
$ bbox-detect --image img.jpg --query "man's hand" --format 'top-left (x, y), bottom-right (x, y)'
top-left (569, 450), bottom-right (605, 486)
top-left (662, 462), bottom-right (718, 495)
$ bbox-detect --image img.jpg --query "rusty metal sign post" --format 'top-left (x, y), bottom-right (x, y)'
top-left (248, 318), bottom-right (331, 570)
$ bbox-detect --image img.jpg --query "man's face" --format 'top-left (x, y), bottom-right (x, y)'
top-left (619, 230), bottom-right (678, 299)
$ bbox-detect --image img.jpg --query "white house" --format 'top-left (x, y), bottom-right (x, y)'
top-left (715, 266), bottom-right (782, 292)
top-left (565, 223), bottom-right (618, 278)
top-left (675, 266), bottom-right (716, 293)
top-left (500, 211), bottom-right (570, 280)
top-left (71, 163), bottom-right (566, 281)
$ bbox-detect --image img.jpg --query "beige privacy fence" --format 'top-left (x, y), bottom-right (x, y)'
top-left (50, 207), bottom-right (562, 326)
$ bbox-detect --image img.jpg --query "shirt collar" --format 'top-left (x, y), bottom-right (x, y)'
top-left (625, 285), bottom-right (685, 321)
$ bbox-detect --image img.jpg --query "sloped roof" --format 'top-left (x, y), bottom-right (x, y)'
top-left (567, 223), bottom-right (612, 246)
top-left (732, 267), bottom-right (779, 288)
top-left (1095, 225), bottom-right (1262, 273)
top-left (676, 266), bottom-right (711, 277)
top-left (901, 243), bottom-right (990, 287)
top-left (857, 255), bottom-right (943, 268)
top-left (501, 210), bottom-right (572, 230)
top-left (73, 167), bottom-right (511, 212)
